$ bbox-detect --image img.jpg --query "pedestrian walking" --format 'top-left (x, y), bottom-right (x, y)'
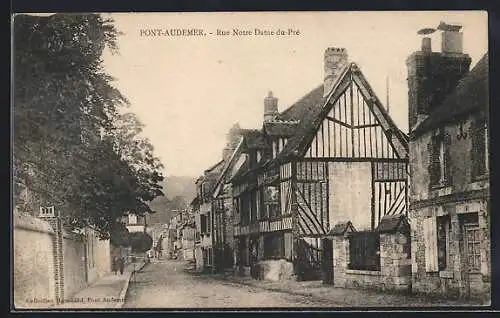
top-left (112, 256), bottom-right (118, 275)
top-left (118, 256), bottom-right (125, 275)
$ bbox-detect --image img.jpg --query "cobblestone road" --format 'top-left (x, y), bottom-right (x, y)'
top-left (124, 260), bottom-right (485, 309)
top-left (123, 260), bottom-right (329, 308)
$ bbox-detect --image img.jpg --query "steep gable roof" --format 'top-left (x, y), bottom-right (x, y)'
top-left (276, 85), bottom-right (325, 122)
top-left (212, 137), bottom-right (245, 198)
top-left (413, 53), bottom-right (489, 136)
top-left (277, 62), bottom-right (408, 162)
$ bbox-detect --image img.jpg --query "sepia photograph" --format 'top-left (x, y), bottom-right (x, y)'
top-left (11, 11), bottom-right (489, 310)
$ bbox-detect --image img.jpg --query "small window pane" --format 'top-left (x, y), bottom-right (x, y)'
top-left (474, 230), bottom-right (480, 242)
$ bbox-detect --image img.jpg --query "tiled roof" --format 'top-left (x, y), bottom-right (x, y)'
top-left (240, 129), bottom-right (270, 150)
top-left (263, 121), bottom-right (299, 137)
top-left (413, 53), bottom-right (489, 136)
top-left (230, 157), bottom-right (250, 182)
top-left (275, 85), bottom-right (325, 122)
top-left (329, 221), bottom-right (356, 236)
top-left (376, 214), bottom-right (410, 233)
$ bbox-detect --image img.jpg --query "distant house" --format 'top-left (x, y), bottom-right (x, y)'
top-left (407, 25), bottom-right (490, 300)
top-left (192, 161), bottom-right (225, 271)
top-left (123, 212), bottom-right (147, 233)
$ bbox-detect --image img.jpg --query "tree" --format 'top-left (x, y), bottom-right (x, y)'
top-left (110, 222), bottom-right (131, 247)
top-left (13, 13), bottom-right (164, 239)
top-left (129, 232), bottom-right (153, 254)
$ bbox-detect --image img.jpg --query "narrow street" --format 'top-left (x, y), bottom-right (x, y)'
top-left (124, 260), bottom-right (329, 308)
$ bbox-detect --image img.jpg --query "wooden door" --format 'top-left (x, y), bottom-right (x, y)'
top-left (463, 223), bottom-right (481, 298)
top-left (322, 238), bottom-right (334, 285)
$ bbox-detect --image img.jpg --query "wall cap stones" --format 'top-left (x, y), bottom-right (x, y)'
top-left (377, 214), bottom-right (410, 234)
top-left (13, 211), bottom-right (55, 235)
top-left (329, 221), bottom-right (356, 236)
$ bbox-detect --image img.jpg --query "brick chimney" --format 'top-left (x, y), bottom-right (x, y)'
top-left (406, 22), bottom-right (472, 132)
top-left (324, 48), bottom-right (348, 97)
top-left (222, 123), bottom-right (242, 160)
top-left (264, 91), bottom-right (278, 122)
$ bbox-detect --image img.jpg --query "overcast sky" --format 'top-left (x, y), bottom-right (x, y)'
top-left (101, 11), bottom-right (487, 178)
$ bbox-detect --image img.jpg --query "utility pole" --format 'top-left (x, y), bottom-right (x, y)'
top-left (386, 75), bottom-right (390, 114)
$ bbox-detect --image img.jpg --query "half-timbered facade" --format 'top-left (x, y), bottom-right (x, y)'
top-left (231, 48), bottom-right (409, 281)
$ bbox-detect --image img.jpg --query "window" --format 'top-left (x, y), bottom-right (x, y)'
top-left (250, 190), bottom-right (257, 223)
top-left (437, 216), bottom-right (450, 271)
top-left (423, 216), bottom-right (451, 272)
top-left (264, 233), bottom-right (285, 259)
top-left (464, 224), bottom-right (481, 272)
top-left (471, 116), bottom-right (488, 178)
top-left (240, 193), bottom-right (250, 225)
top-left (429, 129), bottom-right (450, 187)
top-left (128, 213), bottom-right (138, 225)
top-left (207, 212), bottom-right (211, 233)
top-left (264, 186), bottom-right (280, 219)
top-left (200, 215), bottom-right (207, 233)
top-left (348, 231), bottom-right (380, 271)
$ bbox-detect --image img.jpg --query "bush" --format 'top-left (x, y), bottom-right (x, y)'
top-left (110, 223), bottom-right (130, 247)
top-left (129, 231), bottom-right (153, 253)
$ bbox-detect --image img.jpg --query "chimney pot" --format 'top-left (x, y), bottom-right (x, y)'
top-left (421, 37), bottom-right (432, 53)
top-left (441, 30), bottom-right (463, 54)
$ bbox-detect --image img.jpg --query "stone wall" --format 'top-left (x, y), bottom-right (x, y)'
top-left (13, 213), bottom-right (57, 308)
top-left (62, 232), bottom-right (87, 298)
top-left (411, 200), bottom-right (490, 301)
top-left (332, 227), bottom-right (411, 292)
top-left (257, 259), bottom-right (295, 281)
top-left (14, 212), bottom-right (113, 308)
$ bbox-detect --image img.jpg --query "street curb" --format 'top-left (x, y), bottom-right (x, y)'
top-left (115, 262), bottom-right (147, 309)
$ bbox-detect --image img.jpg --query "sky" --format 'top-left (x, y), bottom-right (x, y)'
top-left (101, 11), bottom-right (488, 178)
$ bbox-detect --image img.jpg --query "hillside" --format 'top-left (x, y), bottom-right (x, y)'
top-left (147, 175), bottom-right (197, 225)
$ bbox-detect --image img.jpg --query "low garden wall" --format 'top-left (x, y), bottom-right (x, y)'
top-left (331, 214), bottom-right (412, 293)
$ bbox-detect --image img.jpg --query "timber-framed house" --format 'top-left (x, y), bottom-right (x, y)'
top-left (231, 47), bottom-right (409, 281)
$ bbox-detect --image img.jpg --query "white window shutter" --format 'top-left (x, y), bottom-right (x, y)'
top-left (423, 217), bottom-right (438, 272)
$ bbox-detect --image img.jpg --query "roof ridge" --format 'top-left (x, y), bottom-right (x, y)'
top-left (267, 119), bottom-right (300, 124)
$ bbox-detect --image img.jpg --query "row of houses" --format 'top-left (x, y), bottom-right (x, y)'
top-left (163, 210), bottom-right (196, 261)
top-left (189, 23), bottom-right (489, 301)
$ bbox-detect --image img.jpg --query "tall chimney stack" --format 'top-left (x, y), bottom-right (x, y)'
top-left (406, 22), bottom-right (471, 132)
top-left (323, 48), bottom-right (348, 97)
top-left (264, 91), bottom-right (278, 122)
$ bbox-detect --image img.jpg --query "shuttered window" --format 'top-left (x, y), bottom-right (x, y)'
top-left (423, 217), bottom-right (438, 272)
top-left (471, 116), bottom-right (488, 178)
top-left (200, 215), bottom-right (207, 233)
top-left (429, 129), bottom-right (450, 188)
